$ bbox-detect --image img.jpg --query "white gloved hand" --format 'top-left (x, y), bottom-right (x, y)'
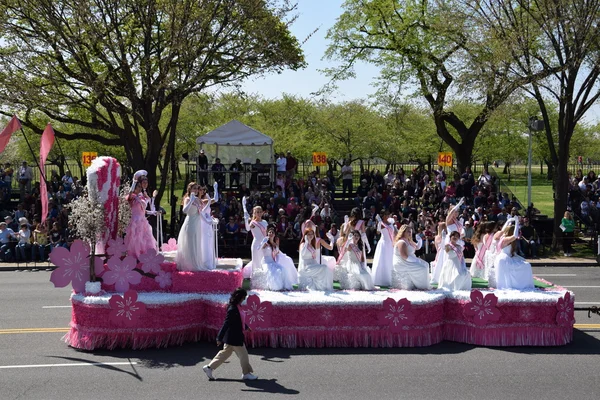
top-left (213, 182), bottom-right (219, 202)
top-left (375, 214), bottom-right (382, 223)
top-left (344, 215), bottom-right (349, 224)
top-left (260, 237), bottom-right (269, 246)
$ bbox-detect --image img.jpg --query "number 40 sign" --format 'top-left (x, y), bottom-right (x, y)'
top-left (437, 152), bottom-right (453, 167)
top-left (312, 152), bottom-right (327, 167)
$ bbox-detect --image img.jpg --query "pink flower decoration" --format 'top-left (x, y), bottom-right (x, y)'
top-left (106, 237), bottom-right (127, 258)
top-left (103, 256), bottom-right (142, 292)
top-left (50, 240), bottom-right (104, 292)
top-left (379, 297), bottom-right (414, 332)
top-left (240, 294), bottom-right (272, 329)
top-left (556, 292), bottom-right (575, 327)
top-left (109, 290), bottom-right (146, 327)
top-left (154, 271), bottom-right (172, 289)
top-left (161, 238), bottom-right (178, 252)
top-left (138, 250), bottom-right (165, 274)
top-left (463, 290), bottom-right (501, 326)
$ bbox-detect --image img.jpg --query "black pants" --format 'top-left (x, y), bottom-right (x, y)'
top-left (563, 231), bottom-right (574, 253)
top-left (342, 179), bottom-right (353, 199)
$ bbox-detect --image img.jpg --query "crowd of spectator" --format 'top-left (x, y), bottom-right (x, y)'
top-left (209, 159), bottom-right (542, 261)
top-left (0, 163), bottom-right (80, 262)
top-left (0, 154), bottom-right (548, 264)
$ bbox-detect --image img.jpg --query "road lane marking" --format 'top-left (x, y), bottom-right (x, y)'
top-left (574, 324), bottom-right (600, 329)
top-left (575, 302), bottom-right (600, 305)
top-left (0, 328), bottom-right (69, 334)
top-left (0, 362), bottom-right (138, 370)
top-left (42, 306), bottom-right (71, 309)
top-left (535, 274), bottom-right (577, 277)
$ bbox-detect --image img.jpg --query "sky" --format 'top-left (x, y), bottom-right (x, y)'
top-left (241, 0), bottom-right (599, 124)
top-left (241, 0), bottom-right (380, 102)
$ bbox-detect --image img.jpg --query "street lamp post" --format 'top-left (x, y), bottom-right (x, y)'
top-left (527, 117), bottom-right (545, 212)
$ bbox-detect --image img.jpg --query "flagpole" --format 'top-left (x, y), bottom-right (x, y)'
top-left (54, 136), bottom-right (70, 173)
top-left (19, 126), bottom-right (48, 185)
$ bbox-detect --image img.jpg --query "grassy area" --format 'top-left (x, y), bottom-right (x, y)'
top-left (490, 165), bottom-right (555, 218)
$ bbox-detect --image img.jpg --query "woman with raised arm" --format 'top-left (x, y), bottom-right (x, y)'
top-left (438, 231), bottom-right (472, 291)
top-left (391, 224), bottom-right (430, 290)
top-left (253, 225), bottom-right (296, 291)
top-left (176, 182), bottom-right (207, 271)
top-left (298, 228), bottom-right (334, 291)
top-left (494, 217), bottom-right (534, 290)
top-left (371, 209), bottom-right (396, 287)
top-left (125, 177), bottom-right (158, 259)
top-left (485, 219), bottom-right (511, 288)
top-left (429, 222), bottom-right (447, 285)
top-left (340, 230), bottom-right (374, 290)
top-left (470, 221), bottom-right (494, 279)
top-left (198, 183), bottom-right (218, 270)
top-left (242, 202), bottom-right (268, 279)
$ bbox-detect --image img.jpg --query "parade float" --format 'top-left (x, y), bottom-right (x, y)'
top-left (49, 157), bottom-right (575, 350)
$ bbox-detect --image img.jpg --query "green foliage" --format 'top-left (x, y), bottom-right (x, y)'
top-left (0, 0), bottom-right (305, 196)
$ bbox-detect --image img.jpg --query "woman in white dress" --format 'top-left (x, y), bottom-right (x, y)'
top-left (176, 182), bottom-right (209, 271)
top-left (301, 205), bottom-right (337, 276)
top-left (338, 208), bottom-right (370, 266)
top-left (198, 184), bottom-right (218, 270)
top-left (371, 210), bottom-right (396, 287)
top-left (470, 221), bottom-right (493, 278)
top-left (253, 226), bottom-right (297, 291)
top-left (392, 224), bottom-right (430, 290)
top-left (340, 230), bottom-right (374, 290)
top-left (486, 219), bottom-right (511, 288)
top-left (429, 222), bottom-right (447, 285)
top-left (438, 231), bottom-right (472, 291)
top-left (494, 218), bottom-right (534, 290)
top-left (242, 205), bottom-right (268, 279)
top-left (298, 228), bottom-right (334, 291)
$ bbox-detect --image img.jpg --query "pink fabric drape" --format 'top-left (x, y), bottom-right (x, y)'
top-left (39, 123), bottom-right (55, 223)
top-left (0, 115), bottom-right (21, 154)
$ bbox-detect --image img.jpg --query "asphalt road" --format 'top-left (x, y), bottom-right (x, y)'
top-left (1, 268), bottom-right (599, 400)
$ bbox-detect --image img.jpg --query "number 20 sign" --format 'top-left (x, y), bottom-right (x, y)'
top-left (437, 152), bottom-right (453, 167)
top-left (312, 152), bottom-right (327, 167)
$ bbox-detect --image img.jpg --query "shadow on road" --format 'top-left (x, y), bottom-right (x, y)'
top-left (499, 329), bottom-right (600, 355)
top-left (45, 355), bottom-right (143, 380)
top-left (212, 378), bottom-right (299, 394)
top-left (85, 342), bottom-right (217, 370)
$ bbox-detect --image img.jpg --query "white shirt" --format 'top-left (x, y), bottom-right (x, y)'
top-left (342, 165), bottom-right (353, 180)
top-left (17, 229), bottom-right (30, 245)
top-left (276, 157), bottom-right (287, 172)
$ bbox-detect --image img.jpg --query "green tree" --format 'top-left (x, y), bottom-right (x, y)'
top-left (473, 0), bottom-right (600, 248)
top-left (324, 0), bottom-right (556, 173)
top-left (0, 0), bottom-right (305, 200)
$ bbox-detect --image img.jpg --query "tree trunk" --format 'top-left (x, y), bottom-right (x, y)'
top-left (503, 162), bottom-right (511, 174)
top-left (544, 159), bottom-right (554, 181)
top-left (552, 155), bottom-right (569, 251)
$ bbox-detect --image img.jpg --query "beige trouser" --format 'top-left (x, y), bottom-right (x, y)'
top-left (208, 344), bottom-right (253, 375)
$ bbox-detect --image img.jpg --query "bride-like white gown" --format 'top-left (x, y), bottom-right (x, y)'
top-left (391, 239), bottom-right (430, 290)
top-left (298, 243), bottom-right (333, 291)
top-left (340, 245), bottom-right (374, 290)
top-left (371, 222), bottom-right (395, 287)
top-left (252, 245), bottom-right (297, 291)
top-left (438, 246), bottom-right (472, 291)
top-left (176, 200), bottom-right (205, 271)
top-left (494, 244), bottom-right (534, 290)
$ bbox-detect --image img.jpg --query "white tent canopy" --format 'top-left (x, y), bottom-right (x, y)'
top-left (195, 120), bottom-right (274, 186)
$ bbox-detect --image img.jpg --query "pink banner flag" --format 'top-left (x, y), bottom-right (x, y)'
top-left (0, 115), bottom-right (22, 154)
top-left (40, 123), bottom-right (55, 224)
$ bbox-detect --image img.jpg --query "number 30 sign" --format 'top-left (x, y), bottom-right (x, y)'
top-left (437, 152), bottom-right (453, 167)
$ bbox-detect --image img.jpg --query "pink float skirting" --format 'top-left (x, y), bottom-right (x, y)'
top-left (64, 289), bottom-right (574, 351)
top-left (99, 262), bottom-right (243, 294)
top-left (443, 298), bottom-right (574, 346)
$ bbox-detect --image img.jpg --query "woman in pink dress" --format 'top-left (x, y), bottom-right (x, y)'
top-left (125, 181), bottom-right (158, 259)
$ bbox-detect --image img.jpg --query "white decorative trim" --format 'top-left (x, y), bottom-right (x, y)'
top-left (445, 289), bottom-right (571, 304)
top-left (85, 281), bottom-right (102, 294)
